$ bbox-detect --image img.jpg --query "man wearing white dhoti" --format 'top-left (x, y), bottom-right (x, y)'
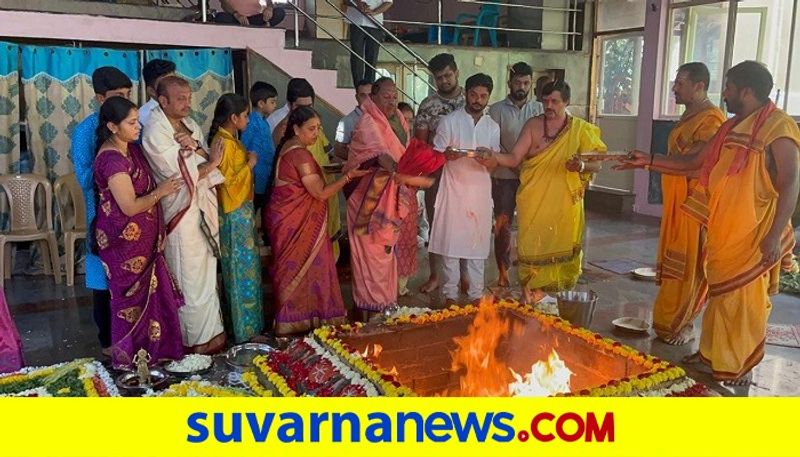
top-left (141, 76), bottom-right (226, 354)
top-left (428, 73), bottom-right (500, 304)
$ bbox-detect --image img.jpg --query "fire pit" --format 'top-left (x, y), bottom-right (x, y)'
top-left (243, 299), bottom-right (709, 397)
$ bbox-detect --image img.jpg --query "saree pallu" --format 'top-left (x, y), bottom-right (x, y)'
top-left (516, 117), bottom-right (606, 292)
top-left (347, 169), bottom-right (413, 311)
top-left (220, 201), bottom-right (264, 343)
top-left (395, 139), bottom-right (445, 279)
top-left (396, 195), bottom-right (419, 278)
top-left (652, 107), bottom-right (724, 339)
top-left (94, 144), bottom-right (184, 368)
top-left (267, 147), bottom-right (346, 335)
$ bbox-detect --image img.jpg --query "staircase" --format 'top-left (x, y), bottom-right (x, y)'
top-left (0, 8), bottom-right (354, 114)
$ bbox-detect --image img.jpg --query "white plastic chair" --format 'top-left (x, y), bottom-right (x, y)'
top-left (0, 174), bottom-right (61, 287)
top-left (54, 173), bottom-right (87, 287)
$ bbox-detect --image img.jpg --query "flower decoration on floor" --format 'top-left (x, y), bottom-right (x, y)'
top-left (0, 359), bottom-right (118, 397)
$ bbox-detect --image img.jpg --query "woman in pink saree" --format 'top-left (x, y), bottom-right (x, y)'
top-left (93, 97), bottom-right (185, 367)
top-left (266, 107), bottom-right (369, 335)
top-left (344, 78), bottom-right (433, 316)
top-left (0, 288), bottom-right (23, 373)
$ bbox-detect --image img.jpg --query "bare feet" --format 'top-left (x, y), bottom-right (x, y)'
top-left (661, 324), bottom-right (696, 346)
top-left (522, 288), bottom-right (546, 305)
top-left (722, 371), bottom-right (752, 387)
top-left (496, 271), bottom-right (510, 288)
top-left (419, 276), bottom-right (439, 293)
top-left (681, 351), bottom-right (703, 364)
top-left (460, 278), bottom-right (470, 294)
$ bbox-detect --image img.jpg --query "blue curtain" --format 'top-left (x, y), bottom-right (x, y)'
top-left (146, 48), bottom-right (235, 137)
top-left (20, 45), bottom-right (140, 180)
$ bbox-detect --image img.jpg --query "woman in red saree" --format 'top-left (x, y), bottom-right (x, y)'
top-left (266, 107), bottom-right (369, 335)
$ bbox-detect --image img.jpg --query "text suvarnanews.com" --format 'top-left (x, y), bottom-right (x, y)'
top-left (187, 411), bottom-right (615, 443)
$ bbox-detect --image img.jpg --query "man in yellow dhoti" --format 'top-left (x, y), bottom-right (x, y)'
top-left (617, 63), bottom-right (725, 345)
top-left (626, 61), bottom-right (799, 385)
top-left (489, 81), bottom-right (607, 303)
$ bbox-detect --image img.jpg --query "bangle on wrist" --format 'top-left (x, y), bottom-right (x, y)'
top-left (578, 160), bottom-right (585, 173)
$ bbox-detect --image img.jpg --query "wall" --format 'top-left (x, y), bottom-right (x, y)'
top-left (299, 39), bottom-right (593, 116)
top-left (594, 116), bottom-right (636, 191)
top-left (247, 49), bottom-right (342, 139)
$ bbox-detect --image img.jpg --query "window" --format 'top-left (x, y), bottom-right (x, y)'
top-left (662, 0), bottom-right (797, 116)
top-left (597, 34), bottom-right (644, 115)
top-left (662, 2), bottom-right (730, 116)
top-left (596, 0), bottom-right (646, 32)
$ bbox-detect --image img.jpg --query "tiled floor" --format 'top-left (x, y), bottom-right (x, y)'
top-left (4, 211), bottom-right (799, 396)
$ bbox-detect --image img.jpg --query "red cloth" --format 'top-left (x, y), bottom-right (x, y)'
top-left (699, 101), bottom-right (776, 187)
top-left (397, 138), bottom-right (445, 176)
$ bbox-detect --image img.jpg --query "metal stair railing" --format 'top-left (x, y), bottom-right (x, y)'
top-left (284, 0), bottom-right (435, 103)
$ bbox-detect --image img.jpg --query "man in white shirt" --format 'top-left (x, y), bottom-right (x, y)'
top-left (345, 0), bottom-right (393, 86)
top-left (334, 79), bottom-right (373, 160)
top-left (488, 62), bottom-right (543, 287)
top-left (266, 77), bottom-right (310, 132)
top-left (428, 73), bottom-right (500, 304)
top-left (139, 59), bottom-right (175, 126)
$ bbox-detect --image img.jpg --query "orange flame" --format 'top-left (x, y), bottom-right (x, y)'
top-left (450, 296), bottom-right (512, 396)
top-left (361, 344), bottom-right (384, 359)
top-left (448, 296), bottom-right (573, 397)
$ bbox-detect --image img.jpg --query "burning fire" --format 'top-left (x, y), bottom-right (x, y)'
top-left (361, 344), bottom-right (383, 359)
top-left (450, 296), bottom-right (573, 397)
top-left (508, 350), bottom-right (573, 397)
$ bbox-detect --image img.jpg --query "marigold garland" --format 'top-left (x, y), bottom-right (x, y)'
top-left (252, 355), bottom-right (297, 397)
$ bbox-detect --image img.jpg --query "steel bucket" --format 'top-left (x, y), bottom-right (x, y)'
top-left (555, 290), bottom-right (598, 329)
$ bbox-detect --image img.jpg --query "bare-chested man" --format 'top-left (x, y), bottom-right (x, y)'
top-left (487, 81), bottom-right (607, 303)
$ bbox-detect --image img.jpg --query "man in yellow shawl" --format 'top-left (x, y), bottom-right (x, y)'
top-left (627, 61), bottom-right (799, 385)
top-left (616, 62), bottom-right (725, 345)
top-left (489, 81), bottom-right (607, 303)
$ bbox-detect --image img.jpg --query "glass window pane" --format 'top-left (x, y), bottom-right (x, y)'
top-left (598, 35), bottom-right (644, 115)
top-left (734, 1), bottom-right (792, 109)
top-left (597, 0), bottom-right (646, 32)
top-left (662, 3), bottom-right (730, 116)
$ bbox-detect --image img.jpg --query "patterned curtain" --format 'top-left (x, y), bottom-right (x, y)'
top-left (0, 42), bottom-right (21, 230)
top-left (0, 42), bottom-right (21, 175)
top-left (20, 45), bottom-right (141, 181)
top-left (145, 48), bottom-right (234, 138)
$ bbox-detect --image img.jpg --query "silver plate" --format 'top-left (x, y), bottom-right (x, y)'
top-left (115, 368), bottom-right (169, 395)
top-left (225, 343), bottom-right (275, 372)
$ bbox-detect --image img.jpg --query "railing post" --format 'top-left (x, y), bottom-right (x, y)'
top-left (294, 0), bottom-right (300, 47)
top-left (201, 0), bottom-right (207, 22)
top-left (437, 0), bottom-right (442, 45)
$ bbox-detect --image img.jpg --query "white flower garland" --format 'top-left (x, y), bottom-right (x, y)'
top-left (0, 387), bottom-right (52, 397)
top-left (1, 359), bottom-right (119, 397)
top-left (637, 378), bottom-right (696, 397)
top-left (303, 337), bottom-right (379, 397)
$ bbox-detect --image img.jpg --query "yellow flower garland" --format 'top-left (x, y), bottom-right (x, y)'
top-left (159, 381), bottom-right (251, 397)
top-left (242, 372), bottom-right (273, 397)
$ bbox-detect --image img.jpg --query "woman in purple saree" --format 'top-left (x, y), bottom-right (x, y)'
top-left (93, 97), bottom-right (185, 368)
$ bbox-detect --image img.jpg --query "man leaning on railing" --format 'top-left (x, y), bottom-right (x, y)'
top-left (211, 0), bottom-right (286, 28)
